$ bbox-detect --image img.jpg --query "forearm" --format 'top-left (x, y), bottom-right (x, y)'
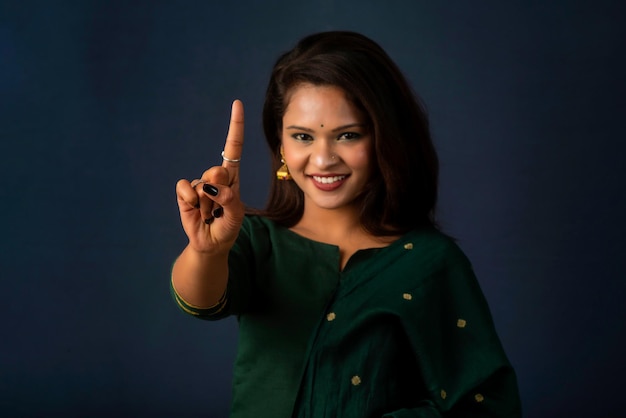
top-left (171, 243), bottom-right (229, 308)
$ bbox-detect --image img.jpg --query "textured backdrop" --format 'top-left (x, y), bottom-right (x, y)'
top-left (1, 1), bottom-right (625, 417)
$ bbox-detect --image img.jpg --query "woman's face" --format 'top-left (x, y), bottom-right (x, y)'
top-left (281, 83), bottom-right (374, 212)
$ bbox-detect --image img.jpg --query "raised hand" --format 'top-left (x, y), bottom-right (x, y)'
top-left (175, 100), bottom-right (246, 255)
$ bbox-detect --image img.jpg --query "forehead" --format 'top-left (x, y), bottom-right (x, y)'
top-left (283, 83), bottom-right (364, 123)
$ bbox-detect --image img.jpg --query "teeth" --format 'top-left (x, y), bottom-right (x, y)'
top-left (313, 175), bottom-right (346, 184)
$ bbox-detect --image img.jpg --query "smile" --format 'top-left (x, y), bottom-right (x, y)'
top-left (312, 175), bottom-right (347, 184)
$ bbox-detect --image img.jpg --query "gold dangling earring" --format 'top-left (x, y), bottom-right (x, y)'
top-left (276, 148), bottom-right (292, 180)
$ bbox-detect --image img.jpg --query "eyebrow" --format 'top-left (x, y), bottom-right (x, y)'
top-left (285, 123), bottom-right (366, 133)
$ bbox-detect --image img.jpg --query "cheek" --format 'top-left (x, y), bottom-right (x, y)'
top-left (282, 144), bottom-right (306, 166)
top-left (347, 144), bottom-right (374, 171)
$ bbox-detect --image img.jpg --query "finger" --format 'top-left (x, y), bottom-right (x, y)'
top-left (202, 166), bottom-right (230, 186)
top-left (176, 179), bottom-right (201, 209)
top-left (197, 189), bottom-right (215, 224)
top-left (195, 166), bottom-right (228, 221)
top-left (221, 99), bottom-right (244, 178)
top-left (202, 166), bottom-right (230, 217)
top-left (199, 182), bottom-right (238, 212)
top-left (188, 179), bottom-right (206, 208)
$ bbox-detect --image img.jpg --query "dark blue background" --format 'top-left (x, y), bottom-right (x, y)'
top-left (2, 1), bottom-right (625, 417)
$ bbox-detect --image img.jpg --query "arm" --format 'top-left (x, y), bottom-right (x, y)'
top-left (171, 100), bottom-right (246, 310)
top-left (171, 245), bottom-right (229, 310)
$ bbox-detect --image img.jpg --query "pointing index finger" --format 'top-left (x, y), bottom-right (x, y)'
top-left (222, 99), bottom-right (244, 173)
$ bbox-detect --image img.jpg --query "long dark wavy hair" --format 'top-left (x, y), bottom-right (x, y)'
top-left (252, 31), bottom-right (439, 236)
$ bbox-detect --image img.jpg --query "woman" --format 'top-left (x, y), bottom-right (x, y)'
top-left (172, 31), bottom-right (521, 417)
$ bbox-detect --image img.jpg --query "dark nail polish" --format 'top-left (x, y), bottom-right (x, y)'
top-left (204, 217), bottom-right (214, 225)
top-left (203, 183), bottom-right (218, 196)
top-left (212, 207), bottom-right (224, 218)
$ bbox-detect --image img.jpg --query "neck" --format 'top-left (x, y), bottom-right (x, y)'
top-left (292, 203), bottom-right (400, 271)
top-left (294, 204), bottom-right (364, 244)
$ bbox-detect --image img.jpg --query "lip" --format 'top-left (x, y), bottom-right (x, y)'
top-left (309, 174), bottom-right (349, 191)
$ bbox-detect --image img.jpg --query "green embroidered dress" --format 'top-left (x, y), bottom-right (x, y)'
top-left (172, 215), bottom-right (521, 417)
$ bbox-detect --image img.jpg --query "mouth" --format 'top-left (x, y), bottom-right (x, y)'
top-left (312, 175), bottom-right (347, 184)
top-left (310, 175), bottom-right (349, 191)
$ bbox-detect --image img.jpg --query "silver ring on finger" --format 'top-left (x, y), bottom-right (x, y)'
top-left (221, 151), bottom-right (241, 163)
top-left (191, 179), bottom-right (206, 188)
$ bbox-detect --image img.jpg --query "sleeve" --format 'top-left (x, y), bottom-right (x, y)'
top-left (386, 240), bottom-right (522, 417)
top-left (170, 215), bottom-right (272, 320)
top-left (170, 276), bottom-right (229, 318)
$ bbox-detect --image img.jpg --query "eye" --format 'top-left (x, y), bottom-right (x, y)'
top-left (292, 133), bottom-right (313, 142)
top-left (338, 132), bottom-right (362, 141)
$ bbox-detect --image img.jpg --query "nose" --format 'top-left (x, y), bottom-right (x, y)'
top-left (311, 140), bottom-right (337, 167)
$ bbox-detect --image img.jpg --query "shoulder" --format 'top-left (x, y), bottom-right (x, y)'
top-left (403, 228), bottom-right (470, 266)
top-left (387, 228), bottom-right (476, 290)
top-left (241, 214), bottom-right (283, 231)
top-left (240, 214), bottom-right (275, 236)
top-left (237, 214), bottom-right (293, 249)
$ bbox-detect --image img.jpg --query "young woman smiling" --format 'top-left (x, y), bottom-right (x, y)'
top-left (171, 31), bottom-right (522, 418)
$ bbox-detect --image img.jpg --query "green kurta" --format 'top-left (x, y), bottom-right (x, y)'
top-left (171, 215), bottom-right (521, 418)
